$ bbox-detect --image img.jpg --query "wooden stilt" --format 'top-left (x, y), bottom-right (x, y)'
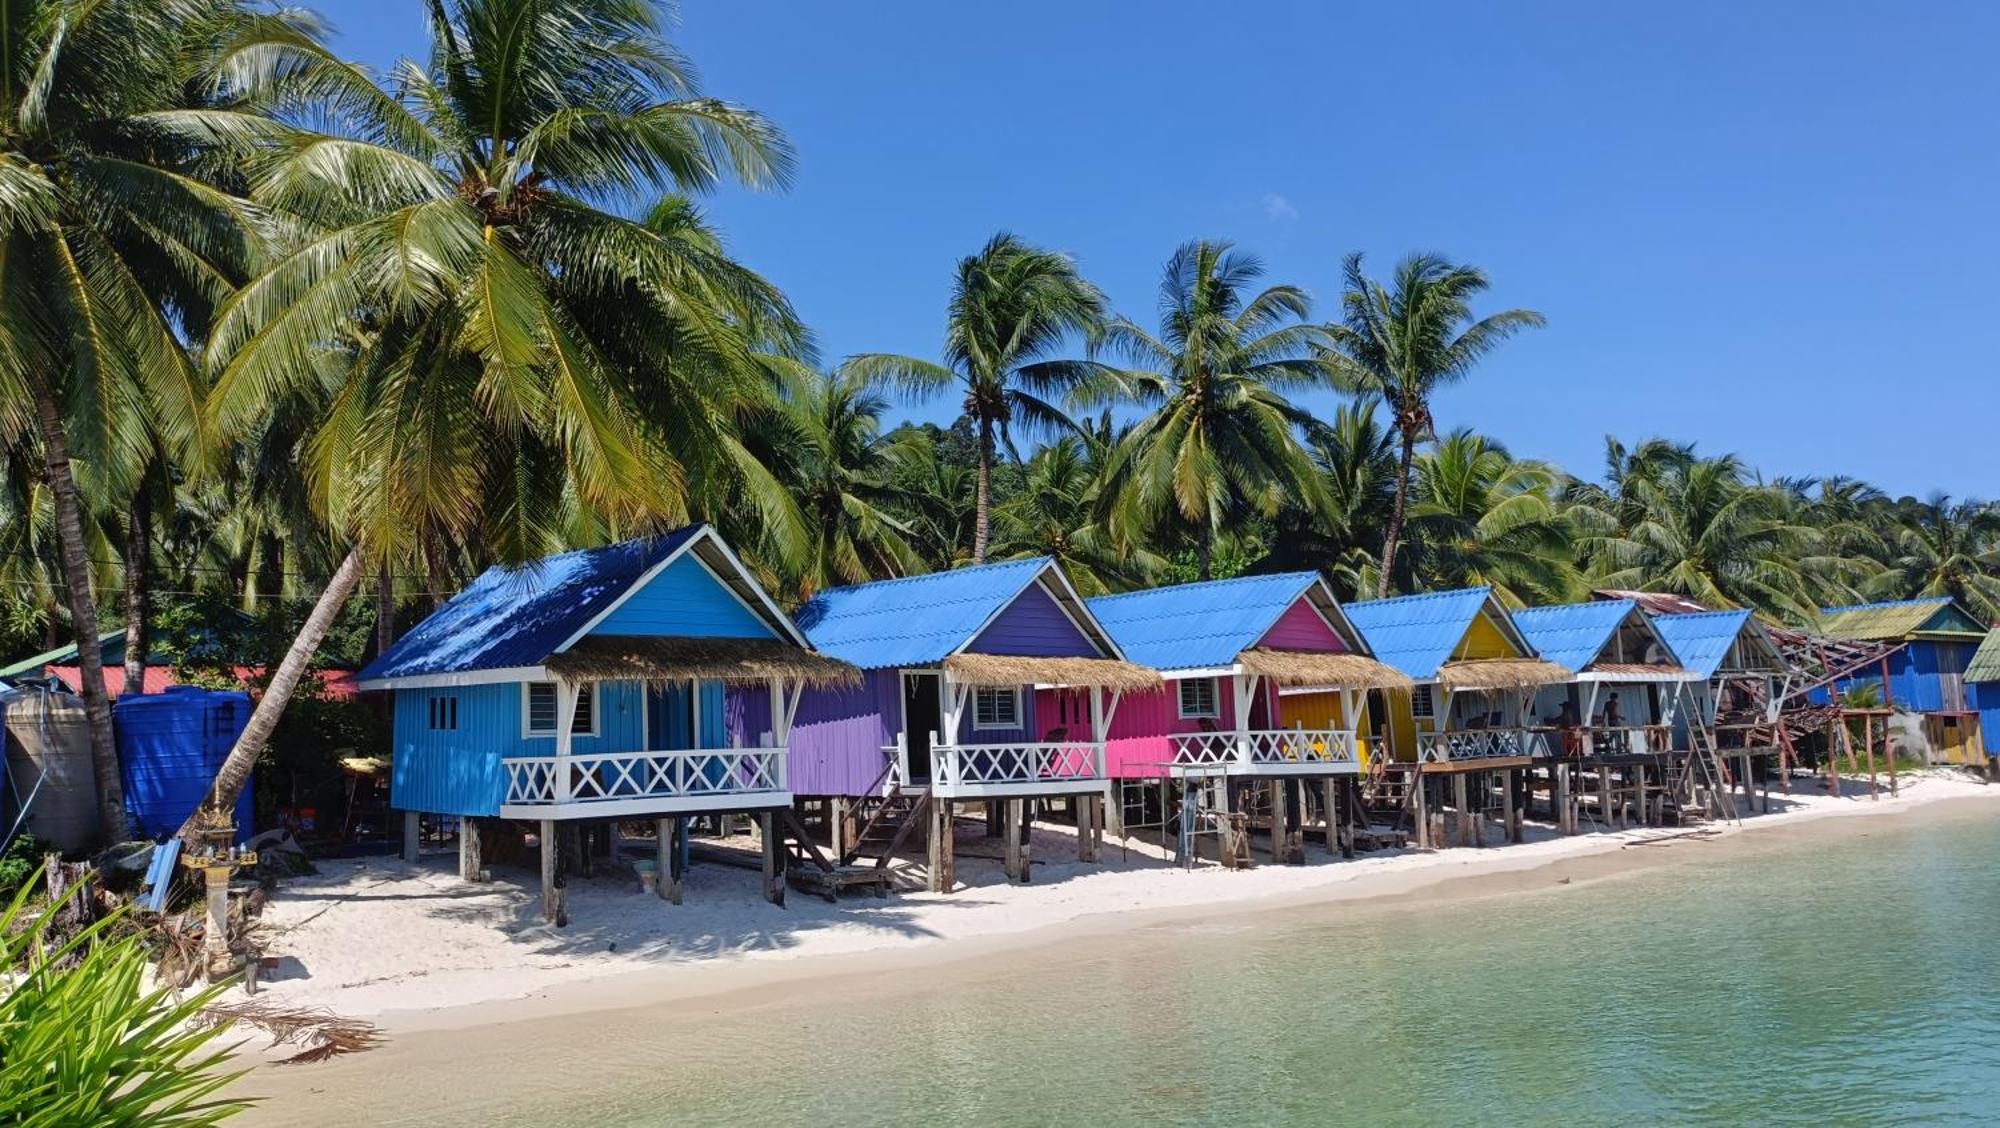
top-left (540, 819), bottom-right (567, 926)
top-left (1502, 770), bottom-right (1520, 843)
top-left (1556, 764), bottom-right (1573, 834)
top-left (459, 817), bottom-right (485, 882)
top-left (1106, 782), bottom-right (1126, 839)
top-left (828, 797), bottom-right (847, 857)
top-left (1269, 780), bottom-right (1289, 863)
top-left (1077, 795), bottom-right (1100, 863)
top-left (759, 810), bottom-right (785, 906)
top-left (1452, 773), bottom-right (1471, 847)
top-left (1003, 798), bottom-right (1024, 880)
top-left (401, 810), bottom-right (420, 863)
top-left (926, 799), bottom-right (954, 893)
top-left (1864, 716), bottom-right (1879, 802)
top-left (655, 818), bottom-right (679, 903)
top-left (1598, 767), bottom-right (1613, 831)
top-left (1414, 772), bottom-right (1432, 848)
top-left (985, 799), bottom-right (1004, 838)
top-left (1321, 778), bottom-right (1340, 854)
top-left (1018, 798), bottom-right (1034, 883)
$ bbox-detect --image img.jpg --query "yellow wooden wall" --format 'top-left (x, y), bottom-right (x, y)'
top-left (1280, 691), bottom-right (1375, 769)
top-left (1929, 714), bottom-right (1985, 764)
top-left (1452, 611), bottom-right (1522, 660)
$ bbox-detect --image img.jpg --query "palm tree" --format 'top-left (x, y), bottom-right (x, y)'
top-left (842, 233), bottom-right (1107, 563)
top-left (1263, 396), bottom-right (1396, 597)
top-left (187, 0), bottom-right (800, 839)
top-left (1582, 453), bottom-right (1826, 621)
top-left (990, 432), bottom-right (1163, 595)
top-left (1322, 253), bottom-right (1545, 596)
top-left (744, 368), bottom-right (924, 602)
top-left (1405, 430), bottom-right (1578, 606)
top-left (882, 424), bottom-right (978, 569)
top-left (1863, 495), bottom-right (2000, 620)
top-left (0, 0), bottom-right (375, 840)
top-left (1086, 240), bottom-right (1332, 580)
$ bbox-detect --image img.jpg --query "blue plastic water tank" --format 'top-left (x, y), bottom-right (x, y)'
top-left (114, 686), bottom-right (253, 842)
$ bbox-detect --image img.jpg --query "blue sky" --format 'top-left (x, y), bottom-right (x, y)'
top-left (326, 1), bottom-right (1998, 498)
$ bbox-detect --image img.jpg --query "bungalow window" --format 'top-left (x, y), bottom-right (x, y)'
top-left (1178, 677), bottom-right (1219, 720)
top-left (1411, 685), bottom-right (1436, 721)
top-left (525, 682), bottom-right (598, 737)
top-left (427, 695), bottom-right (458, 731)
top-left (973, 687), bottom-right (1020, 730)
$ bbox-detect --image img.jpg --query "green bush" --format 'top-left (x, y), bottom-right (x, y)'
top-left (0, 873), bottom-right (250, 1125)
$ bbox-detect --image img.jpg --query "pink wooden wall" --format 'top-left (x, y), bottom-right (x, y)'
top-left (1258, 599), bottom-right (1349, 651)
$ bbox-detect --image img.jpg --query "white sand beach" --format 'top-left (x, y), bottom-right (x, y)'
top-left (238, 769), bottom-right (2000, 1038)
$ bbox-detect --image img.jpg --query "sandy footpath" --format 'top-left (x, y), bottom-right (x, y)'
top-left (240, 768), bottom-right (2000, 1036)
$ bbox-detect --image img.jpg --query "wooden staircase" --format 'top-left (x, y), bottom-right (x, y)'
top-left (1356, 761), bottom-right (1418, 848)
top-left (841, 785), bottom-right (931, 870)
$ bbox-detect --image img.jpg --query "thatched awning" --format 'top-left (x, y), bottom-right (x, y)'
top-left (943, 652), bottom-right (1158, 692)
top-left (545, 635), bottom-right (861, 688)
top-left (1436, 658), bottom-right (1572, 692)
top-left (1237, 648), bottom-right (1414, 690)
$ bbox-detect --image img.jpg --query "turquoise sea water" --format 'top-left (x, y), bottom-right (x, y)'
top-left (278, 810), bottom-right (2000, 1126)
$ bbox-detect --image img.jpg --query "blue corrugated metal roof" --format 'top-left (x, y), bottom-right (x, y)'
top-left (1342, 587), bottom-right (1500, 679)
top-left (1653, 610), bottom-right (1755, 679)
top-left (358, 526), bottom-right (704, 681)
top-left (794, 558), bottom-right (1052, 670)
top-left (1511, 600), bottom-right (1639, 674)
top-left (1087, 572), bottom-right (1322, 671)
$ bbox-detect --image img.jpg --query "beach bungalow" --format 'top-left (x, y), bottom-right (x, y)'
top-left (1511, 600), bottom-right (1695, 757)
top-left (1817, 598), bottom-right (1989, 766)
top-left (1298, 587), bottom-right (1568, 848)
top-left (790, 558), bottom-right (1154, 890)
top-left (1082, 572), bottom-right (1410, 864)
top-left (355, 525), bottom-right (857, 921)
top-left (1652, 608), bottom-right (1794, 812)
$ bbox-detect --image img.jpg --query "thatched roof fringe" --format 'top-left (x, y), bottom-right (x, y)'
top-left (943, 652), bottom-right (1158, 692)
top-left (544, 636), bottom-right (861, 688)
top-left (1236, 648), bottom-right (1414, 690)
top-left (1436, 658), bottom-right (1572, 692)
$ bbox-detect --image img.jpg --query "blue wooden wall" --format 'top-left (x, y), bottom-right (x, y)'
top-left (591, 554), bottom-right (774, 638)
top-left (1824, 641), bottom-right (1976, 712)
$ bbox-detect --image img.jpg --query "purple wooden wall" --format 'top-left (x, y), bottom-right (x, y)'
top-left (787, 668), bottom-right (901, 796)
top-left (1258, 598), bottom-right (1349, 651)
top-left (970, 580), bottom-right (1100, 657)
top-left (724, 684), bottom-right (774, 746)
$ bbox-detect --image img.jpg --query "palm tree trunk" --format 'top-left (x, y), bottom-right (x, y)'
top-left (176, 545), bottom-right (367, 848)
top-left (1379, 430), bottom-right (1418, 597)
top-left (28, 376), bottom-right (126, 842)
top-left (973, 415), bottom-right (995, 564)
top-left (122, 487), bottom-right (151, 696)
top-left (1198, 521), bottom-right (1214, 581)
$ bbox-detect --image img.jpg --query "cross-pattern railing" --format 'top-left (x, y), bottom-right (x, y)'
top-left (1167, 729), bottom-right (1359, 773)
top-left (929, 739), bottom-right (1105, 795)
top-left (1416, 728), bottom-right (1552, 763)
top-left (502, 747), bottom-right (787, 809)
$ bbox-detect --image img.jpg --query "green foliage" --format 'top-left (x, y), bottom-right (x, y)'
top-left (0, 876), bottom-right (249, 1125)
top-left (0, 835), bottom-right (49, 901)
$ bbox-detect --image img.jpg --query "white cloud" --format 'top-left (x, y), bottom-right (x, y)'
top-left (1262, 193), bottom-right (1299, 221)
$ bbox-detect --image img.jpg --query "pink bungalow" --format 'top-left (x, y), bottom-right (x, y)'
top-left (1076, 573), bottom-right (1409, 862)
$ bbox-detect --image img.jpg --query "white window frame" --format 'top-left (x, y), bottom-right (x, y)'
top-left (1410, 684), bottom-right (1436, 721)
top-left (972, 686), bottom-right (1021, 731)
top-left (1177, 677), bottom-right (1220, 720)
top-left (523, 681), bottom-right (600, 739)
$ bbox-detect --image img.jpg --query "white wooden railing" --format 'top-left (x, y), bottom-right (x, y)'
top-left (1416, 728), bottom-right (1553, 763)
top-left (893, 733), bottom-right (1106, 796)
top-left (1167, 728), bottom-right (1359, 774)
top-left (501, 747), bottom-right (788, 811)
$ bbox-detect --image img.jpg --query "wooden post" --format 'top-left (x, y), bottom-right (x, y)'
top-left (1597, 767), bottom-right (1613, 831)
top-left (926, 799), bottom-right (951, 893)
top-left (540, 819), bottom-right (567, 926)
top-left (1864, 716), bottom-right (1879, 802)
top-left (759, 809), bottom-right (785, 906)
top-left (828, 797), bottom-right (847, 857)
top-left (1452, 773), bottom-right (1471, 847)
top-left (1268, 780), bottom-right (1289, 863)
top-left (1503, 769), bottom-right (1520, 843)
top-left (1321, 777), bottom-right (1340, 854)
top-left (401, 810), bottom-right (420, 863)
top-left (459, 817), bottom-right (485, 882)
top-left (1555, 764), bottom-right (1572, 834)
top-left (1887, 719), bottom-right (1900, 797)
top-left (1003, 798), bottom-right (1024, 880)
top-left (1106, 781), bottom-right (1126, 839)
top-left (1078, 794), bottom-right (1100, 863)
top-left (1018, 798), bottom-right (1035, 883)
top-left (985, 799), bottom-right (1004, 838)
top-left (1414, 772), bottom-right (1431, 849)
top-left (657, 817), bottom-right (683, 904)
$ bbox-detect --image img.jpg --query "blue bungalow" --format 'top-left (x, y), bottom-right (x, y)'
top-left (789, 558), bottom-right (1154, 890)
top-left (1511, 600), bottom-right (1697, 758)
top-left (1651, 609), bottom-right (1790, 750)
top-left (1818, 598), bottom-right (1989, 766)
top-left (356, 525), bottom-right (856, 917)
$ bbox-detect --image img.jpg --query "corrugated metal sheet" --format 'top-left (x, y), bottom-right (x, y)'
top-left (1087, 572), bottom-right (1322, 670)
top-left (1342, 588), bottom-right (1500, 679)
top-left (794, 558), bottom-right (1050, 670)
top-left (1818, 598), bottom-right (1985, 642)
top-left (360, 527), bottom-right (704, 681)
top-left (1511, 601), bottom-right (1642, 674)
top-left (1967, 631), bottom-right (2000, 684)
top-left (1653, 610), bottom-right (1755, 679)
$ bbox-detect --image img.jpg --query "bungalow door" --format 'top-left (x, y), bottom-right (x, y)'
top-left (646, 680), bottom-right (696, 750)
top-left (902, 672), bottom-right (943, 784)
